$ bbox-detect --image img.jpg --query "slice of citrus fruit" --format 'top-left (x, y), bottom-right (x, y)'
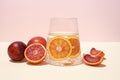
top-left (24, 43), bottom-right (46, 64)
top-left (68, 36), bottom-right (80, 58)
top-left (48, 36), bottom-right (72, 61)
top-left (90, 48), bottom-right (105, 57)
top-left (83, 54), bottom-right (104, 66)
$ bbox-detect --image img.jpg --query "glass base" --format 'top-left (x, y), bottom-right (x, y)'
top-left (45, 55), bottom-right (83, 66)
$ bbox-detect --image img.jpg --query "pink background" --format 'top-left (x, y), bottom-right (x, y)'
top-left (0, 0), bottom-right (120, 42)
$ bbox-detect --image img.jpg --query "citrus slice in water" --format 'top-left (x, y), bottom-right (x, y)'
top-left (68, 36), bottom-right (80, 58)
top-left (24, 43), bottom-right (46, 64)
top-left (48, 36), bottom-right (72, 61)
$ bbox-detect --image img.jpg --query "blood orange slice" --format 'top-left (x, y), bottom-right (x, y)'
top-left (68, 36), bottom-right (80, 58)
top-left (24, 43), bottom-right (46, 64)
top-left (48, 36), bottom-right (72, 61)
top-left (83, 54), bottom-right (104, 66)
top-left (90, 48), bottom-right (105, 57)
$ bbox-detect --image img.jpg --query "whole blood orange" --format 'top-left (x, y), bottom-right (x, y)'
top-left (68, 36), bottom-right (80, 58)
top-left (48, 36), bottom-right (72, 61)
top-left (8, 41), bottom-right (27, 61)
top-left (24, 43), bottom-right (46, 64)
top-left (27, 36), bottom-right (47, 47)
top-left (83, 54), bottom-right (104, 66)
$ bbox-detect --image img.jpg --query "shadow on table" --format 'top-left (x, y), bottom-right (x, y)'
top-left (95, 64), bottom-right (106, 67)
top-left (9, 59), bottom-right (48, 66)
top-left (86, 64), bottom-right (106, 68)
top-left (26, 61), bottom-right (48, 66)
top-left (9, 58), bottom-right (27, 63)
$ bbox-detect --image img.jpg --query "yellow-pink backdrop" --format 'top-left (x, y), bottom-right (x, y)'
top-left (0, 0), bottom-right (120, 42)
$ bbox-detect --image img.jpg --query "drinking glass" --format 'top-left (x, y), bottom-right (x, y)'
top-left (46, 18), bottom-right (82, 66)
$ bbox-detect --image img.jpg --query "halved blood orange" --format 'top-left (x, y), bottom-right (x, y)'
top-left (48, 36), bottom-right (72, 61)
top-left (90, 48), bottom-right (105, 57)
top-left (24, 43), bottom-right (46, 64)
top-left (68, 36), bottom-right (80, 58)
top-left (83, 54), bottom-right (104, 66)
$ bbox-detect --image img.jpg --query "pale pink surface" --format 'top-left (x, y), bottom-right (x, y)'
top-left (0, 0), bottom-right (120, 42)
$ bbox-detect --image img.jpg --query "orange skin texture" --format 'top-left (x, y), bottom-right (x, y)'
top-left (8, 41), bottom-right (27, 61)
top-left (27, 36), bottom-right (47, 48)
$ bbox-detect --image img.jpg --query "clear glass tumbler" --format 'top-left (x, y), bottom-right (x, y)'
top-left (46, 18), bottom-right (82, 66)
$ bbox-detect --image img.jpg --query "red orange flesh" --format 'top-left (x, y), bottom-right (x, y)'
top-left (24, 43), bottom-right (46, 64)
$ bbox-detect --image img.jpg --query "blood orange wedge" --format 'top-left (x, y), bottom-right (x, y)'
top-left (68, 36), bottom-right (80, 58)
top-left (83, 54), bottom-right (104, 66)
top-left (24, 43), bottom-right (46, 64)
top-left (90, 48), bottom-right (105, 57)
top-left (48, 36), bottom-right (72, 61)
